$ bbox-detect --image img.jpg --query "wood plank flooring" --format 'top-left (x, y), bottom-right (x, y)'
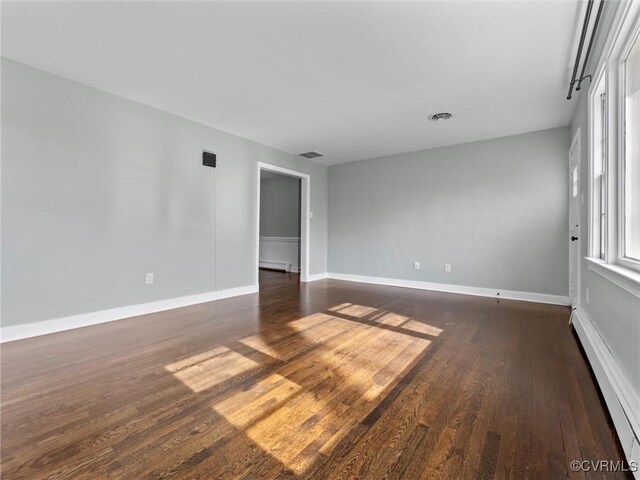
top-left (0, 270), bottom-right (630, 479)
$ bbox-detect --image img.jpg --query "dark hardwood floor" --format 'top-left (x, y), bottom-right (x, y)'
top-left (1, 270), bottom-right (629, 479)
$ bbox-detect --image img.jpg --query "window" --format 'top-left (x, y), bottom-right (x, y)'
top-left (590, 76), bottom-right (607, 260)
top-left (587, 1), bottom-right (640, 288)
top-left (599, 92), bottom-right (607, 260)
top-left (623, 31), bottom-right (639, 261)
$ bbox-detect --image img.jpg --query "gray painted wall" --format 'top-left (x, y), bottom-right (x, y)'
top-left (260, 173), bottom-right (301, 238)
top-left (328, 127), bottom-right (570, 296)
top-left (1, 58), bottom-right (328, 327)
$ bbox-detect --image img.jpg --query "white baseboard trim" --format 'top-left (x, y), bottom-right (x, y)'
top-left (573, 307), bottom-right (640, 478)
top-left (326, 272), bottom-right (570, 306)
top-left (259, 261), bottom-right (291, 272)
top-left (301, 272), bottom-right (328, 282)
top-left (215, 284), bottom-right (259, 300)
top-left (0, 284), bottom-right (259, 344)
top-left (259, 236), bottom-right (300, 243)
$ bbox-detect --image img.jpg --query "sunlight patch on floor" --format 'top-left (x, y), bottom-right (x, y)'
top-left (165, 346), bottom-right (260, 392)
top-left (327, 302), bottom-right (352, 311)
top-left (373, 311), bottom-right (409, 326)
top-left (212, 312), bottom-right (431, 474)
top-left (333, 303), bottom-right (378, 318)
top-left (239, 335), bottom-right (284, 360)
top-left (242, 313), bottom-right (354, 361)
top-left (286, 312), bottom-right (330, 330)
top-left (401, 319), bottom-right (443, 336)
top-left (328, 304), bottom-right (444, 338)
top-left (214, 373), bottom-right (301, 428)
top-left (165, 346), bottom-right (229, 372)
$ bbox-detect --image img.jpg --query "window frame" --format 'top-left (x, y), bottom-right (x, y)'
top-left (599, 90), bottom-right (607, 260)
top-left (588, 67), bottom-right (607, 261)
top-left (586, 0), bottom-right (640, 294)
top-left (617, 20), bottom-right (640, 268)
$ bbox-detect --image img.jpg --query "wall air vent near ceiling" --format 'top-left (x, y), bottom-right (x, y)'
top-left (298, 151), bottom-right (324, 159)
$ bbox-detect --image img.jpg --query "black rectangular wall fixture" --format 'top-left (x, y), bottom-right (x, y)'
top-left (203, 151), bottom-right (217, 168)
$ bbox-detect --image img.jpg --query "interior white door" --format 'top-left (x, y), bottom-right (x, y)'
top-left (569, 129), bottom-right (581, 307)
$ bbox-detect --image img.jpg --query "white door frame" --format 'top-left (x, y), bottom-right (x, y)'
top-left (256, 162), bottom-right (311, 285)
top-left (569, 128), bottom-right (582, 307)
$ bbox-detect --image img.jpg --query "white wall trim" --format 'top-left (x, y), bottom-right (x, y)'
top-left (586, 258), bottom-right (640, 298)
top-left (302, 272), bottom-right (328, 282)
top-left (260, 236), bottom-right (300, 243)
top-left (573, 307), bottom-right (640, 477)
top-left (326, 272), bottom-right (570, 305)
top-left (0, 284), bottom-right (259, 344)
top-left (259, 236), bottom-right (300, 271)
top-left (257, 162), bottom-right (311, 283)
top-left (215, 284), bottom-right (259, 300)
top-left (259, 261), bottom-right (291, 272)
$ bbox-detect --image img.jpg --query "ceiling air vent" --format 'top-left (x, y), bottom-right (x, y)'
top-left (298, 151), bottom-right (324, 159)
top-left (429, 112), bottom-right (453, 121)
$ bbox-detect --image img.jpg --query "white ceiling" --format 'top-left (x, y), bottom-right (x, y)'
top-left (2, 1), bottom-right (580, 165)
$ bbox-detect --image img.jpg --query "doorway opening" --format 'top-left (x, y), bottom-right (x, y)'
top-left (256, 162), bottom-right (310, 288)
top-left (569, 128), bottom-right (581, 307)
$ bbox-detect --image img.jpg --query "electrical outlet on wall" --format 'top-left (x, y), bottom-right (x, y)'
top-left (444, 263), bottom-right (452, 272)
top-left (413, 261), bottom-right (420, 270)
top-left (146, 273), bottom-right (154, 285)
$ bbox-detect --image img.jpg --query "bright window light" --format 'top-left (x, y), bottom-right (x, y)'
top-left (623, 31), bottom-right (640, 261)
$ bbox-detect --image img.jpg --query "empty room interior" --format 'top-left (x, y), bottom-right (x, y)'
top-left (1, 0), bottom-right (640, 479)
